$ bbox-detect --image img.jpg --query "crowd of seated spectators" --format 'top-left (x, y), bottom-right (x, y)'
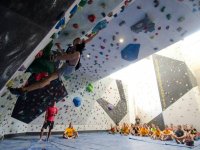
top-left (108, 122), bottom-right (200, 146)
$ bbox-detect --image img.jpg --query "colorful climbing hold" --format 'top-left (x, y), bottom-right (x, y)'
top-left (112, 35), bottom-right (116, 41)
top-left (70, 5), bottom-right (78, 16)
top-left (73, 23), bottom-right (79, 29)
top-left (108, 104), bottom-right (114, 110)
top-left (166, 14), bottom-right (171, 20)
top-left (177, 16), bottom-right (185, 22)
top-left (119, 20), bottom-right (126, 26)
top-left (73, 97), bottom-right (82, 107)
top-left (88, 14), bottom-right (96, 22)
top-left (86, 83), bottom-right (93, 92)
top-left (101, 12), bottom-right (106, 17)
top-left (100, 2), bottom-right (106, 9)
top-left (160, 6), bottom-right (166, 12)
top-left (79, 0), bottom-right (87, 7)
top-left (107, 12), bottom-right (113, 17)
top-left (92, 20), bottom-right (108, 33)
top-left (114, 14), bottom-right (118, 17)
top-left (177, 27), bottom-right (182, 32)
top-left (154, 0), bottom-right (159, 7)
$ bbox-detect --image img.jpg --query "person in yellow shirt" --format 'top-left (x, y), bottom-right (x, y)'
top-left (139, 124), bottom-right (149, 137)
top-left (152, 126), bottom-right (161, 140)
top-left (121, 123), bottom-right (130, 135)
top-left (161, 125), bottom-right (173, 141)
top-left (63, 122), bottom-right (78, 139)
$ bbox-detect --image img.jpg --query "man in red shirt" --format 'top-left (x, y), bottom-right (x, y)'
top-left (39, 101), bottom-right (58, 141)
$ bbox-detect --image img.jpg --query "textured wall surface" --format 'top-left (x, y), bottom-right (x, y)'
top-left (133, 41), bottom-right (200, 131)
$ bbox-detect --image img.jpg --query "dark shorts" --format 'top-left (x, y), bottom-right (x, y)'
top-left (42, 121), bottom-right (54, 130)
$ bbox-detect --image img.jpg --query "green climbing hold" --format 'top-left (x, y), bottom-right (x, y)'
top-left (86, 83), bottom-right (93, 92)
top-left (79, 0), bottom-right (87, 7)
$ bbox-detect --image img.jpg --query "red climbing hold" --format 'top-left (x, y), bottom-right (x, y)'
top-left (88, 14), bottom-right (96, 22)
top-left (86, 34), bottom-right (92, 37)
top-left (100, 45), bottom-right (105, 49)
top-left (73, 23), bottom-right (79, 29)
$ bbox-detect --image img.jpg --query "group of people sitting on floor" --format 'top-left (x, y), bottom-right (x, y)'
top-left (109, 123), bottom-right (200, 146)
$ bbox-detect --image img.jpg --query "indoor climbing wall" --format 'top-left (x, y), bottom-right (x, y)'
top-left (1, 0), bottom-right (200, 135)
top-left (27, 76), bottom-right (129, 132)
top-left (133, 41), bottom-right (200, 131)
top-left (75, 0), bottom-right (200, 82)
top-left (0, 0), bottom-right (132, 135)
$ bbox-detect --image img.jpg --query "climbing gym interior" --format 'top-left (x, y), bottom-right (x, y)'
top-left (0, 0), bottom-right (200, 149)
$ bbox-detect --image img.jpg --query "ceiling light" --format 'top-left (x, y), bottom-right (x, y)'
top-left (119, 38), bottom-right (124, 43)
top-left (86, 54), bottom-right (90, 58)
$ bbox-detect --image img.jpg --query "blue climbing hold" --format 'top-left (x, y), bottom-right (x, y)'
top-left (92, 20), bottom-right (108, 33)
top-left (70, 5), bottom-right (78, 15)
top-left (121, 44), bottom-right (140, 61)
top-left (55, 17), bottom-right (65, 29)
top-left (73, 97), bottom-right (82, 107)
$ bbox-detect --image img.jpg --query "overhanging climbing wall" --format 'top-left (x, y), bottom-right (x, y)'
top-left (0, 0), bottom-right (75, 90)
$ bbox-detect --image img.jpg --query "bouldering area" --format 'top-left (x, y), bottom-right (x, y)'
top-left (1, 0), bottom-right (200, 150)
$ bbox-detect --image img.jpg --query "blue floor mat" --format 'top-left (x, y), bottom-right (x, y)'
top-left (0, 133), bottom-right (200, 150)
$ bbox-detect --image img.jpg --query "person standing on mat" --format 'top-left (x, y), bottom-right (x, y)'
top-left (9, 33), bottom-right (97, 96)
top-left (40, 101), bottom-right (58, 141)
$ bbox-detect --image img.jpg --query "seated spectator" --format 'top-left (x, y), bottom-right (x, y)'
top-left (149, 124), bottom-right (156, 136)
top-left (135, 124), bottom-right (140, 136)
top-left (121, 123), bottom-right (130, 136)
top-left (139, 124), bottom-right (149, 137)
top-left (115, 123), bottom-right (121, 133)
top-left (109, 124), bottom-right (116, 134)
top-left (190, 125), bottom-right (200, 140)
top-left (169, 123), bottom-right (175, 133)
top-left (135, 116), bottom-right (141, 125)
top-left (152, 126), bottom-right (161, 140)
top-left (184, 131), bottom-right (195, 146)
top-left (161, 125), bottom-right (173, 141)
top-left (183, 124), bottom-right (190, 132)
top-left (130, 124), bottom-right (136, 135)
top-left (63, 122), bottom-right (78, 139)
top-left (172, 125), bottom-right (185, 144)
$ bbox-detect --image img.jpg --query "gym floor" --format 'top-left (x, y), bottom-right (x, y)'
top-left (0, 132), bottom-right (200, 150)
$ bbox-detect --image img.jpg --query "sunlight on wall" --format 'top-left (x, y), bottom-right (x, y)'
top-left (109, 64), bottom-right (136, 123)
top-left (109, 58), bottom-right (162, 123)
top-left (182, 30), bottom-right (200, 108)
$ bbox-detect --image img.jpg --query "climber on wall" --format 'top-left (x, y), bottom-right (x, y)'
top-left (9, 33), bottom-right (97, 96)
